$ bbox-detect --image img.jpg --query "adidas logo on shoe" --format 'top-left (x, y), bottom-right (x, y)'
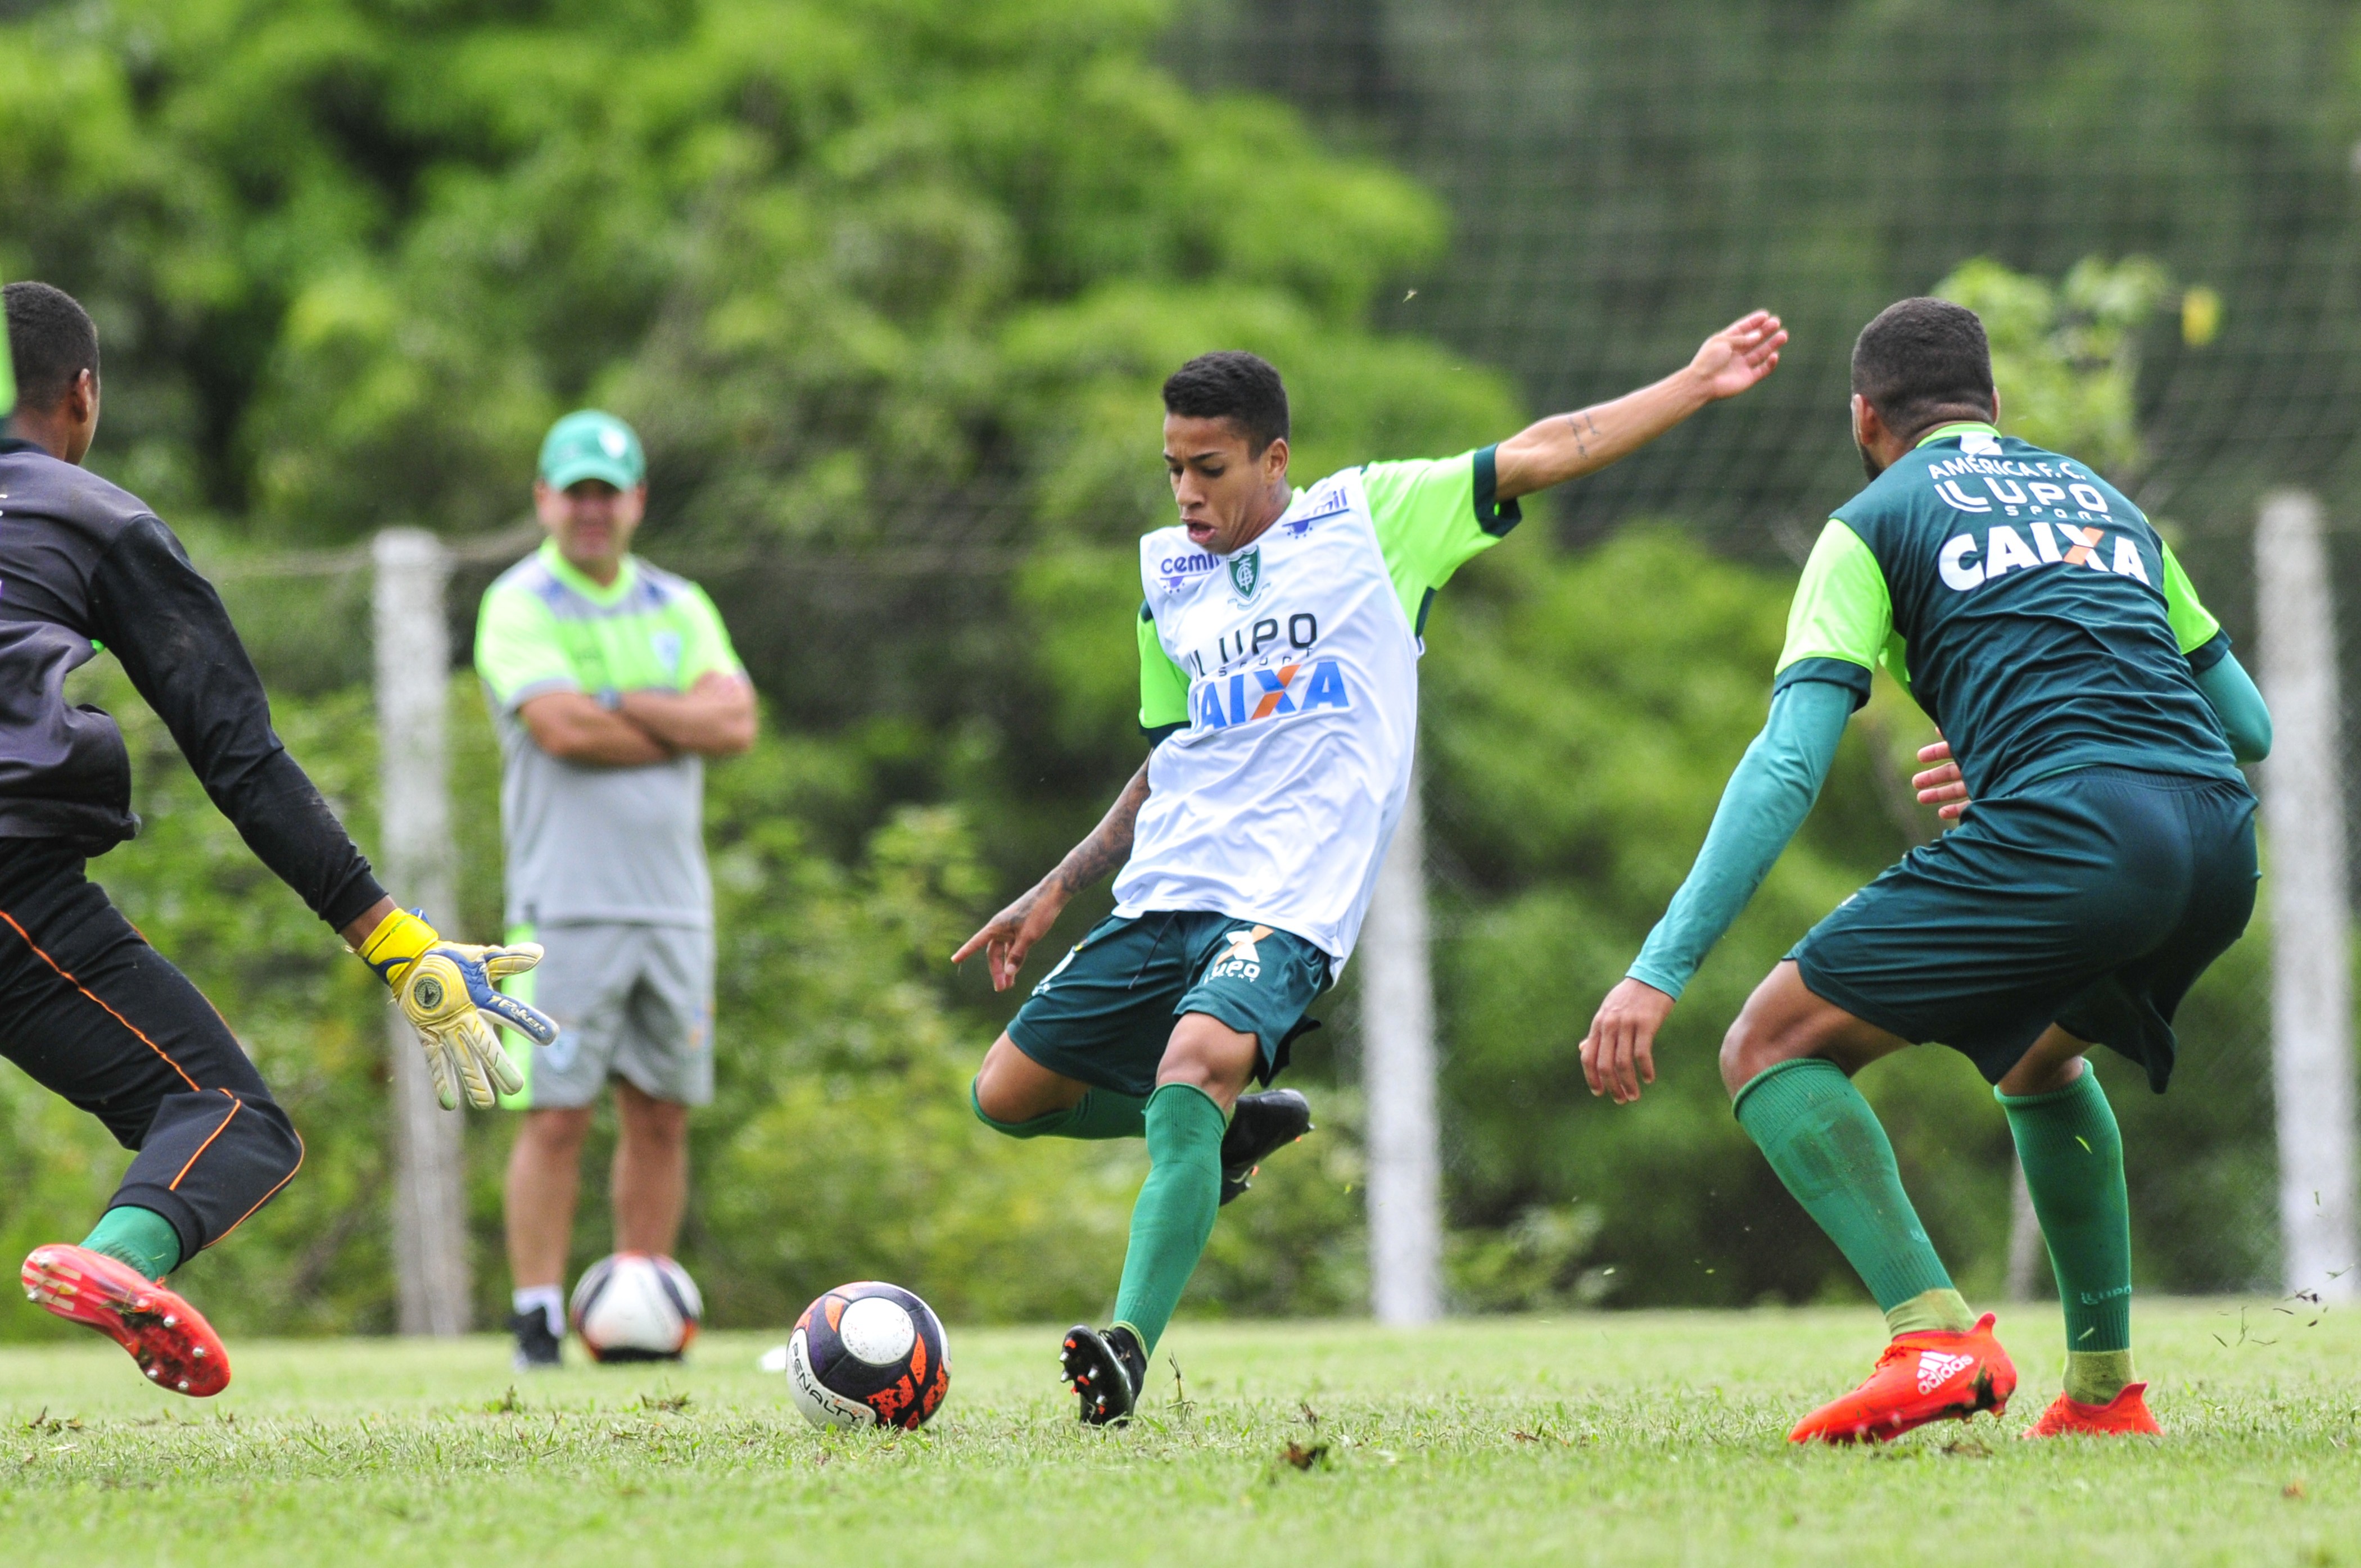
top-left (1916, 1351), bottom-right (1975, 1394)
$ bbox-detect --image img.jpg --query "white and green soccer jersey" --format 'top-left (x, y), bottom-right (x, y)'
top-left (1118, 448), bottom-right (1520, 968)
top-left (475, 540), bottom-right (743, 929)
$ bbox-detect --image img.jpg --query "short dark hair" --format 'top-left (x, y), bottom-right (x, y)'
top-left (1161, 350), bottom-right (1288, 454)
top-left (4, 282), bottom-right (100, 411)
top-left (1851, 297), bottom-right (1994, 442)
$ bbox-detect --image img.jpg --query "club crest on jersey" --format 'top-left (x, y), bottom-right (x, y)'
top-left (1228, 547), bottom-right (1263, 602)
top-left (1192, 658), bottom-right (1350, 730)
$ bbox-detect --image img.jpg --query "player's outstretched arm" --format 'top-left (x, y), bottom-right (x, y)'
top-left (1580, 679), bottom-right (1851, 1104)
top-left (1492, 310), bottom-right (1786, 501)
top-left (953, 758), bottom-right (1152, 991)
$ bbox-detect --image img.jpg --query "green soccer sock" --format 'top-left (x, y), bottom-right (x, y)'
top-left (1734, 1059), bottom-right (1971, 1333)
top-left (81, 1205), bottom-right (182, 1282)
top-left (1109, 1082), bottom-right (1226, 1358)
top-left (1999, 1068), bottom-right (2134, 1405)
top-left (971, 1081), bottom-right (1148, 1140)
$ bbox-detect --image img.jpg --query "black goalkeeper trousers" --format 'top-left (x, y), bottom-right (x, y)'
top-left (0, 838), bottom-right (300, 1263)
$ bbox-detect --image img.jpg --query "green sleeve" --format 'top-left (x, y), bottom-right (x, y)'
top-left (2159, 542), bottom-right (2224, 659)
top-left (1627, 679), bottom-right (1853, 999)
top-left (1360, 446), bottom-right (1522, 638)
top-left (474, 581), bottom-right (578, 710)
top-left (676, 583), bottom-right (745, 687)
top-left (1138, 602), bottom-right (1190, 740)
top-left (2195, 651), bottom-right (2272, 763)
top-left (1774, 520), bottom-right (1896, 708)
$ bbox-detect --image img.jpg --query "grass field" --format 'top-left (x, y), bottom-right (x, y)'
top-left (0, 1299), bottom-right (2353, 1566)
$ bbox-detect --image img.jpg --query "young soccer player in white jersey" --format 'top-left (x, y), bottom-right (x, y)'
top-left (952, 317), bottom-right (1788, 1421)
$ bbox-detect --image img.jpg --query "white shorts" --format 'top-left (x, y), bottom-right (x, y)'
top-left (499, 922), bottom-right (714, 1110)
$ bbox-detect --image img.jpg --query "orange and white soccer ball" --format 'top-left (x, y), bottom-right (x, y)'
top-left (569, 1253), bottom-right (702, 1362)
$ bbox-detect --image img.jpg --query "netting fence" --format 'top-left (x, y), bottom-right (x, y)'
top-left (8, 0), bottom-right (2355, 1333)
top-left (1179, 0), bottom-right (2361, 1306)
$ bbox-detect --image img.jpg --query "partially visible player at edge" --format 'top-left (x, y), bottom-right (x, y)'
top-left (1582, 297), bottom-right (2273, 1443)
top-left (954, 311), bottom-right (1788, 1423)
top-left (0, 282), bottom-right (557, 1395)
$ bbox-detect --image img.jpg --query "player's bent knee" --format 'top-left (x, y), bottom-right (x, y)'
top-left (238, 1094), bottom-right (303, 1175)
top-left (969, 1066), bottom-right (1061, 1130)
top-left (1718, 1019), bottom-right (1767, 1098)
top-left (970, 1074), bottom-right (1033, 1132)
top-left (1718, 1005), bottom-right (1810, 1098)
top-left (1154, 1014), bottom-right (1259, 1105)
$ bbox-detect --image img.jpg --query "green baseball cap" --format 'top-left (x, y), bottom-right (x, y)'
top-left (537, 409), bottom-right (644, 491)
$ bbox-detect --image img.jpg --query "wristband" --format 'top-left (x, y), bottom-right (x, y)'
top-left (356, 907), bottom-right (438, 986)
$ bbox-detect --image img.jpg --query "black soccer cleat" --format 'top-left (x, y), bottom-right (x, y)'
top-left (1219, 1089), bottom-right (1313, 1205)
top-left (1060, 1324), bottom-right (1144, 1426)
top-left (509, 1309), bottom-right (563, 1371)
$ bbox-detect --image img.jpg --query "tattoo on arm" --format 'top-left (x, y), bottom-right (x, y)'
top-left (1050, 760), bottom-right (1152, 898)
top-left (1563, 410), bottom-right (1601, 457)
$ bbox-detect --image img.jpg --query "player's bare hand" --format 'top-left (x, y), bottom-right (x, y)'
top-left (952, 885), bottom-right (1065, 991)
top-left (1581, 977), bottom-right (1676, 1105)
top-left (1912, 737), bottom-right (1970, 821)
top-left (1689, 310), bottom-right (1788, 402)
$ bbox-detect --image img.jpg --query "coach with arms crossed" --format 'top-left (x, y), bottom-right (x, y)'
top-left (476, 411), bottom-right (756, 1368)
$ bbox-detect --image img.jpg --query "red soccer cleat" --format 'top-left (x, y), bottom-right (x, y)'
top-left (2021, 1381), bottom-right (2160, 1438)
top-left (21, 1244), bottom-right (230, 1397)
top-left (1788, 1312), bottom-right (2015, 1444)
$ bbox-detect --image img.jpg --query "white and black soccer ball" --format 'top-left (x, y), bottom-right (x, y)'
top-left (569, 1253), bottom-right (703, 1363)
top-left (785, 1281), bottom-right (950, 1430)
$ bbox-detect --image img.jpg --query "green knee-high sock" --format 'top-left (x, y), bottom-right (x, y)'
top-left (971, 1081), bottom-right (1148, 1140)
top-left (1999, 1069), bottom-right (2133, 1405)
top-left (1110, 1083), bottom-right (1226, 1357)
top-left (80, 1206), bottom-right (182, 1281)
top-left (1735, 1060), bottom-right (1971, 1336)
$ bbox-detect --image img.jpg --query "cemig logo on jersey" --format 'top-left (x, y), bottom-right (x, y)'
top-left (1158, 550), bottom-right (1219, 593)
top-left (1281, 482), bottom-right (1351, 539)
top-left (1938, 522), bottom-right (2152, 592)
top-left (1192, 658), bottom-right (1350, 730)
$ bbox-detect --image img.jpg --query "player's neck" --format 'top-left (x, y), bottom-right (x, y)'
top-left (1228, 480), bottom-right (1292, 554)
top-left (2, 409), bottom-right (87, 466)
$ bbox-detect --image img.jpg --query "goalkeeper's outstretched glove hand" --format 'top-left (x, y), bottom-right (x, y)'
top-left (357, 909), bottom-right (559, 1110)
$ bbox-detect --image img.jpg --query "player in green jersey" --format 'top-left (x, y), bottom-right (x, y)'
top-left (1581, 297), bottom-right (2272, 1443)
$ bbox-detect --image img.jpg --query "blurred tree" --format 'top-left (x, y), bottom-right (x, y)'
top-left (1936, 255), bottom-right (2174, 479)
top-left (0, 0), bottom-right (1495, 1330)
top-left (0, 2), bottom-right (2282, 1331)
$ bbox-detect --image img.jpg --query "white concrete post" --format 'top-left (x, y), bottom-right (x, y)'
top-left (2256, 489), bottom-right (2358, 1301)
top-left (373, 528), bottom-right (472, 1335)
top-left (1364, 761), bottom-right (1443, 1324)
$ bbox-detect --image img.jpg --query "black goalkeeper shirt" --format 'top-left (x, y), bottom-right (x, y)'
top-left (0, 438), bottom-right (386, 928)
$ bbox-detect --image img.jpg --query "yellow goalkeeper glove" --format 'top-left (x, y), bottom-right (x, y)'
top-left (357, 909), bottom-right (558, 1111)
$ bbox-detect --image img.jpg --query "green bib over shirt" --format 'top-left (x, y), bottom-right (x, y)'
top-left (474, 541), bottom-right (743, 930)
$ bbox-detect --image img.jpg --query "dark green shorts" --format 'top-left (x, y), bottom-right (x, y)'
top-left (1007, 912), bottom-right (1332, 1098)
top-left (1793, 767), bottom-right (2258, 1091)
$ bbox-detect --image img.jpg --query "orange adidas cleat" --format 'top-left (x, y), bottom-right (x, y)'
top-left (2021, 1381), bottom-right (2160, 1438)
top-left (21, 1244), bottom-right (230, 1397)
top-left (1788, 1312), bottom-right (2015, 1444)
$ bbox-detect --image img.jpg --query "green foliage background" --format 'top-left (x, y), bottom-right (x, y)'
top-left (0, 0), bottom-right (2278, 1335)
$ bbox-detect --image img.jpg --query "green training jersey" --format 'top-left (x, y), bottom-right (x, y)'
top-left (475, 540), bottom-right (744, 928)
top-left (1776, 422), bottom-right (2242, 801)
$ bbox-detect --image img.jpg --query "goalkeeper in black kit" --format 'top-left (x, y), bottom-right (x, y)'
top-left (0, 282), bottom-right (557, 1394)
